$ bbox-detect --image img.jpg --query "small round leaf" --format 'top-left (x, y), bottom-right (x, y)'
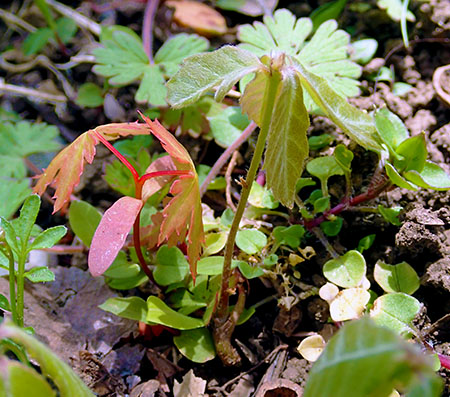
top-left (323, 250), bottom-right (366, 288)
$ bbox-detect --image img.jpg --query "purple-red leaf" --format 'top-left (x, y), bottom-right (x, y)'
top-left (89, 196), bottom-right (143, 277)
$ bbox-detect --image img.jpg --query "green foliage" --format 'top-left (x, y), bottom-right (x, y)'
top-left (350, 38), bottom-right (378, 65)
top-left (153, 246), bottom-right (189, 286)
top-left (323, 250), bottom-right (366, 288)
top-left (208, 106), bottom-right (250, 148)
top-left (374, 261), bottom-right (420, 294)
top-left (370, 293), bottom-right (421, 336)
top-left (75, 83), bottom-right (104, 108)
top-left (236, 229), bottom-right (267, 254)
top-left (173, 328), bottom-right (216, 363)
top-left (0, 195), bottom-right (66, 327)
top-left (0, 323), bottom-right (95, 396)
top-left (272, 225), bottom-right (305, 249)
top-left (237, 9), bottom-right (361, 109)
top-left (377, 0), bottom-right (415, 22)
top-left (68, 200), bottom-right (102, 247)
top-left (215, 0), bottom-right (278, 16)
top-left (103, 252), bottom-right (147, 290)
top-left (248, 182), bottom-right (278, 209)
top-left (374, 108), bottom-right (450, 191)
top-left (303, 318), bottom-right (442, 397)
top-left (93, 27), bottom-right (209, 105)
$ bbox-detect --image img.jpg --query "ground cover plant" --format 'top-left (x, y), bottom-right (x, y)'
top-left (0, 0), bottom-right (450, 396)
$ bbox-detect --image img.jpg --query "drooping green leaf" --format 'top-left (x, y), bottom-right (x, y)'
top-left (99, 297), bottom-right (148, 322)
top-left (264, 67), bottom-right (310, 208)
top-left (167, 46), bottom-right (263, 107)
top-left (394, 133), bottom-right (427, 173)
top-left (146, 296), bottom-right (204, 329)
top-left (75, 83), bottom-right (104, 108)
top-left (238, 9), bottom-right (362, 109)
top-left (292, 58), bottom-right (383, 152)
top-left (323, 250), bottom-right (366, 288)
top-left (153, 245), bottom-right (190, 286)
top-left (173, 328), bottom-right (216, 363)
top-left (3, 360), bottom-right (57, 397)
top-left (370, 292), bottom-right (421, 336)
top-left (374, 261), bottom-right (420, 294)
top-left (0, 121), bottom-right (60, 158)
top-left (29, 226), bottom-right (66, 251)
top-left (385, 162), bottom-right (418, 190)
top-left (374, 108), bottom-right (409, 154)
top-left (0, 323), bottom-right (95, 396)
top-left (236, 229), bottom-right (267, 255)
top-left (308, 134), bottom-right (334, 151)
top-left (303, 317), bottom-right (442, 397)
top-left (69, 200), bottom-right (102, 247)
top-left (24, 267), bottom-right (55, 283)
top-left (403, 161), bottom-right (450, 191)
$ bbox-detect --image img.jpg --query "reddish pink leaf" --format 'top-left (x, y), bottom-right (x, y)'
top-left (34, 122), bottom-right (150, 213)
top-left (140, 114), bottom-right (204, 278)
top-left (88, 196), bottom-right (143, 277)
top-left (142, 156), bottom-right (177, 202)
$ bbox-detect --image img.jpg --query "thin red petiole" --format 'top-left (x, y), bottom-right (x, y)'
top-left (94, 131), bottom-right (140, 182)
top-left (139, 170), bottom-right (190, 184)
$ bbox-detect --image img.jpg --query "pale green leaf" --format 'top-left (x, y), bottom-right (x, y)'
top-left (196, 256), bottom-right (241, 275)
top-left (236, 229), bottom-right (267, 254)
top-left (240, 71), bottom-right (268, 126)
top-left (374, 107), bottom-right (409, 154)
top-left (99, 297), bottom-right (148, 322)
top-left (385, 162), bottom-right (418, 190)
top-left (173, 328), bottom-right (216, 363)
top-left (264, 68), bottom-right (309, 208)
top-left (293, 58), bottom-right (382, 152)
top-left (146, 296), bottom-right (204, 329)
top-left (75, 83), bottom-right (104, 108)
top-left (303, 317), bottom-right (442, 397)
top-left (155, 33), bottom-right (209, 67)
top-left (0, 323), bottom-right (95, 396)
top-left (403, 161), bottom-right (450, 191)
top-left (0, 121), bottom-right (60, 158)
top-left (377, 0), bottom-right (415, 22)
top-left (0, 178), bottom-right (30, 219)
top-left (350, 38), bottom-right (378, 65)
top-left (56, 17), bottom-right (77, 44)
top-left (370, 293), bottom-right (421, 336)
top-left (216, 0), bottom-right (278, 16)
top-left (323, 250), bottom-right (366, 288)
top-left (15, 194), bottom-right (40, 249)
top-left (307, 156), bottom-right (344, 184)
top-left (208, 106), bottom-right (250, 148)
top-left (22, 28), bottom-right (53, 56)
top-left (167, 46), bottom-right (263, 107)
top-left (374, 261), bottom-right (420, 294)
top-left (136, 65), bottom-right (167, 105)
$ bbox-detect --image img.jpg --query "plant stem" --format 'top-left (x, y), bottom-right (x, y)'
top-left (6, 245), bottom-right (17, 325)
top-left (15, 253), bottom-right (26, 328)
top-left (142, 0), bottom-right (159, 63)
top-left (213, 69), bottom-right (281, 365)
top-left (304, 178), bottom-right (392, 230)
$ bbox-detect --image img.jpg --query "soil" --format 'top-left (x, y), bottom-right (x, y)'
top-left (1, 1), bottom-right (450, 396)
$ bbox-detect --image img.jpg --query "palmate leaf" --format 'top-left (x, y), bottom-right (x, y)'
top-left (33, 122), bottom-right (151, 212)
top-left (238, 9), bottom-right (362, 110)
top-left (140, 115), bottom-right (204, 277)
top-left (93, 27), bottom-right (209, 106)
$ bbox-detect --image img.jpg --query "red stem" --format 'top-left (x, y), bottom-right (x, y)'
top-left (138, 170), bottom-right (190, 184)
top-left (304, 179), bottom-right (392, 230)
top-left (94, 131), bottom-right (140, 183)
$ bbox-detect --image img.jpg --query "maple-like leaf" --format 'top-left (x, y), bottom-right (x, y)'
top-left (140, 114), bottom-right (204, 277)
top-left (33, 122), bottom-right (150, 212)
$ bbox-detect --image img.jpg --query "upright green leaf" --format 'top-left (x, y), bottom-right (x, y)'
top-left (374, 108), bottom-right (409, 154)
top-left (304, 318), bottom-right (442, 397)
top-left (167, 46), bottom-right (263, 107)
top-left (292, 58), bottom-right (383, 152)
top-left (264, 67), bottom-right (309, 208)
top-left (394, 133), bottom-right (427, 173)
top-left (15, 195), bottom-right (40, 250)
top-left (153, 245), bottom-right (190, 286)
top-left (0, 179), bottom-right (30, 220)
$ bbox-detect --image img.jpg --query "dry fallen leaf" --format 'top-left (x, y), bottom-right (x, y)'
top-left (166, 0), bottom-right (227, 36)
top-left (297, 334), bottom-right (326, 362)
top-left (173, 369), bottom-right (207, 397)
